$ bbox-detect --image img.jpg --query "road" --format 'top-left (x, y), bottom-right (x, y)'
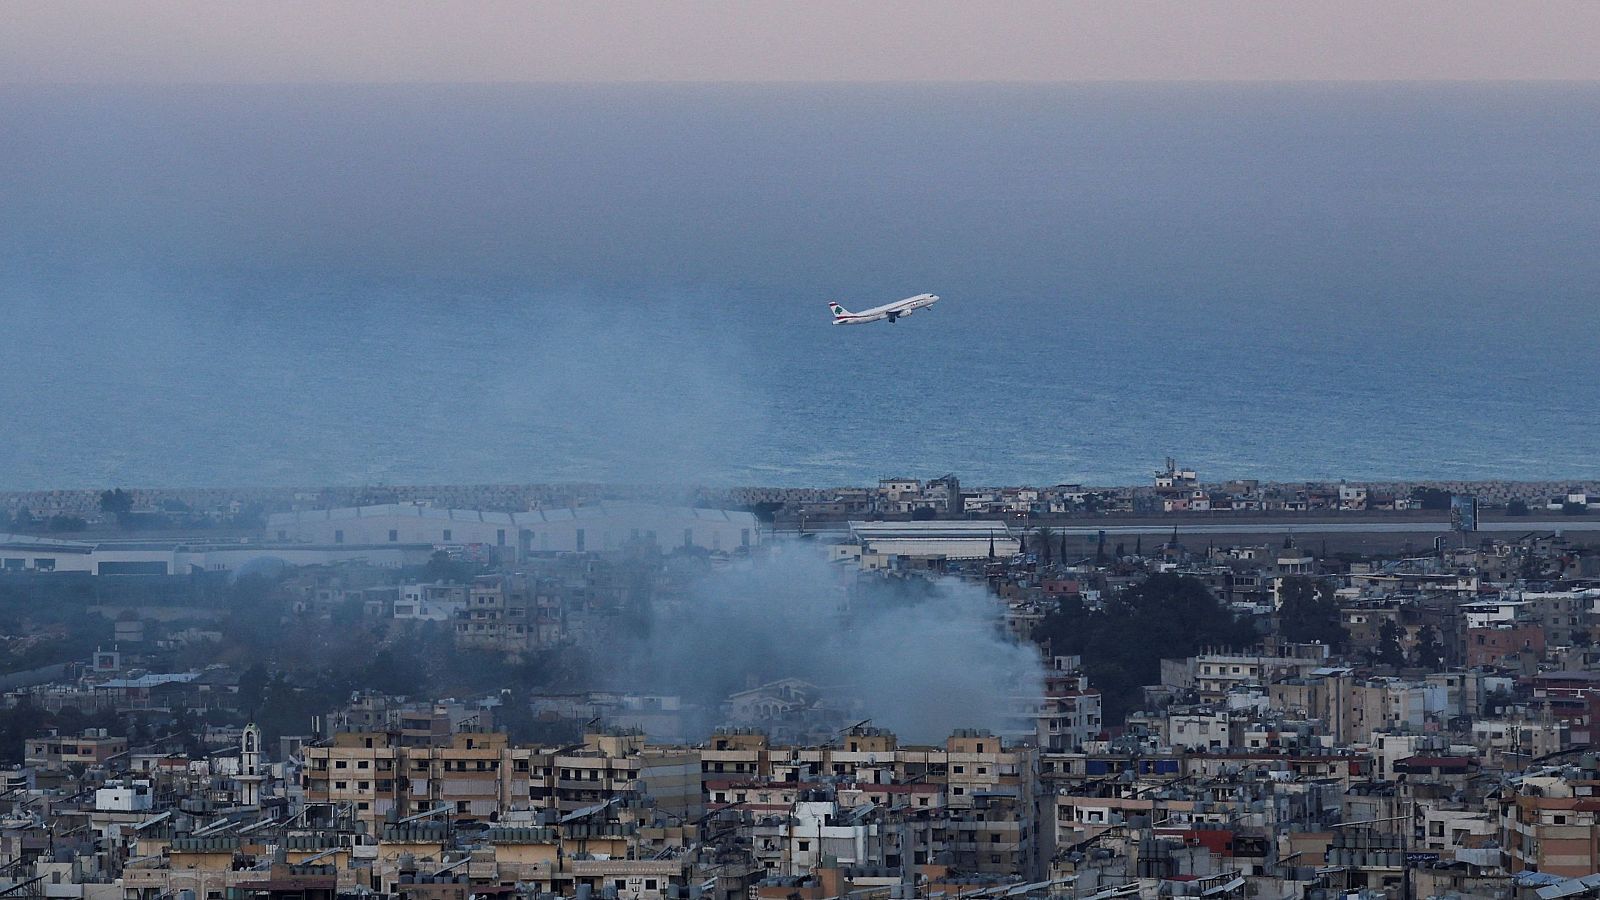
top-left (775, 519), bottom-right (1600, 541)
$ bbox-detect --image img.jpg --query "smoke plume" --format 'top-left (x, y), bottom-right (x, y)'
top-left (612, 546), bottom-right (1044, 744)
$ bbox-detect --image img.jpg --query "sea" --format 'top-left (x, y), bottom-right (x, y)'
top-left (3, 83), bottom-right (1599, 491)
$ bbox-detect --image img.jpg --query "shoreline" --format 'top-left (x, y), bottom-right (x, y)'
top-left (4, 476), bottom-right (1598, 519)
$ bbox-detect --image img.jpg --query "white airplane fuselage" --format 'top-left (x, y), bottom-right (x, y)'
top-left (830, 293), bottom-right (940, 325)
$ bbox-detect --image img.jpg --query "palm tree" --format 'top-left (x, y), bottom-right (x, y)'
top-left (1036, 527), bottom-right (1054, 566)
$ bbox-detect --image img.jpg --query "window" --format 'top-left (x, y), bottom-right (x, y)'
top-left (443, 529), bottom-right (452, 541)
top-left (614, 882), bottom-right (627, 893)
top-left (645, 881), bottom-right (658, 891)
top-left (797, 841), bottom-right (810, 851)
top-left (389, 529), bottom-right (398, 542)
top-left (333, 529), bottom-right (344, 543)
top-left (953, 765), bottom-right (965, 774)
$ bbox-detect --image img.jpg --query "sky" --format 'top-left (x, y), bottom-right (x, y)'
top-left (3, 1), bottom-right (1600, 84)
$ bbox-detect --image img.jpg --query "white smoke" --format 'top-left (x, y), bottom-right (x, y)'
top-left (613, 546), bottom-right (1044, 744)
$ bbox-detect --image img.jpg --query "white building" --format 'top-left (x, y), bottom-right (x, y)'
top-left (0, 533), bottom-right (417, 575)
top-left (267, 502), bottom-right (759, 556)
top-left (95, 780), bottom-right (153, 812)
top-left (1461, 599), bottom-right (1530, 629)
top-left (838, 520), bottom-right (1018, 561)
top-left (394, 582), bottom-right (469, 620)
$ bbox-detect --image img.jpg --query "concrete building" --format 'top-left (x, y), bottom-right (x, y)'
top-left (836, 521), bottom-right (1018, 561)
top-left (1501, 761), bottom-right (1600, 876)
top-left (268, 503), bottom-right (759, 557)
top-left (1, 532), bottom-right (419, 574)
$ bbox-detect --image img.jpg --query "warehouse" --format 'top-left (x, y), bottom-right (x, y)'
top-left (0, 533), bottom-right (417, 575)
top-left (834, 520), bottom-right (1018, 561)
top-left (266, 502), bottom-right (760, 556)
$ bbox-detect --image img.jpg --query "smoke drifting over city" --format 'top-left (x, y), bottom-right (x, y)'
top-left (610, 547), bottom-right (1046, 743)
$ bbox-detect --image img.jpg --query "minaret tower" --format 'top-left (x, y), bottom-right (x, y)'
top-left (238, 723), bottom-right (264, 806)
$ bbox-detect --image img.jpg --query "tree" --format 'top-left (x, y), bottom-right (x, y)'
top-left (1036, 528), bottom-right (1053, 566)
top-left (1374, 620), bottom-right (1407, 668)
top-left (238, 663), bottom-right (270, 716)
top-left (910, 506), bottom-right (938, 521)
top-left (1506, 499), bottom-right (1531, 517)
top-left (9, 507), bottom-right (37, 531)
top-left (99, 488), bottom-right (134, 516)
top-left (1034, 574), bottom-right (1256, 720)
top-left (1410, 487), bottom-right (1452, 511)
top-left (1277, 577), bottom-right (1347, 647)
top-left (495, 689), bottom-right (539, 742)
top-left (1562, 501), bottom-right (1590, 516)
top-left (1413, 625), bottom-right (1445, 670)
top-left (364, 649), bottom-right (424, 696)
top-left (423, 550), bottom-right (472, 583)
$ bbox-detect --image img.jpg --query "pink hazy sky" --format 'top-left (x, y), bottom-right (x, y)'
top-left (4, 0), bottom-right (1599, 84)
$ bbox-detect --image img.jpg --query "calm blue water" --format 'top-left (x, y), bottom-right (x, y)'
top-left (2, 83), bottom-right (1598, 490)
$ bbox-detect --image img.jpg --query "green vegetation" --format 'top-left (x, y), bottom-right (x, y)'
top-left (1410, 487), bottom-right (1452, 511)
top-left (1414, 625), bottom-right (1445, 670)
top-left (1034, 574), bottom-right (1257, 719)
top-left (1276, 576), bottom-right (1346, 647)
top-left (1372, 619), bottom-right (1407, 667)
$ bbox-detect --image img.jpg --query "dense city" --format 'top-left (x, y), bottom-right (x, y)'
top-left (2, 468), bottom-right (1600, 900)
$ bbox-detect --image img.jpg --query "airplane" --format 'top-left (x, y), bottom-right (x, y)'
top-left (828, 293), bottom-right (940, 325)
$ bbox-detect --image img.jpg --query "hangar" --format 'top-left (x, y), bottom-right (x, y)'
top-left (0, 532), bottom-right (417, 575)
top-left (266, 502), bottom-right (760, 557)
top-left (833, 520), bottom-right (1019, 561)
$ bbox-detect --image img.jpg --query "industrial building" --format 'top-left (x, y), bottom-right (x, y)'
top-left (266, 502), bottom-right (760, 557)
top-left (0, 532), bottom-right (420, 575)
top-left (831, 520), bottom-right (1018, 563)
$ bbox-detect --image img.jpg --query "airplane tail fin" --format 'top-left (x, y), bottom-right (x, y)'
top-left (828, 301), bottom-right (851, 318)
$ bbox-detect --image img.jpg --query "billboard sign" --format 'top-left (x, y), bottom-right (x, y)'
top-left (1450, 495), bottom-right (1478, 533)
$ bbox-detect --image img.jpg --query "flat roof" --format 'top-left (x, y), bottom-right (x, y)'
top-left (268, 501), bottom-right (758, 528)
top-left (848, 521), bottom-right (1015, 538)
